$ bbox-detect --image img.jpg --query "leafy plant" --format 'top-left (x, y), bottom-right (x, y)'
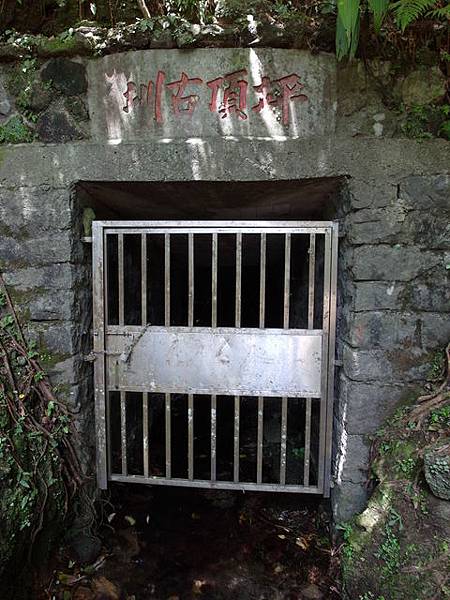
top-left (0, 116), bottom-right (33, 144)
top-left (428, 404), bottom-right (450, 430)
top-left (391, 0), bottom-right (437, 31)
top-left (0, 274), bottom-right (87, 582)
top-left (401, 104), bottom-right (450, 141)
top-left (337, 521), bottom-right (356, 562)
top-left (376, 510), bottom-right (403, 578)
top-left (336, 0), bottom-right (449, 59)
top-left (336, 0), bottom-right (361, 60)
top-left (291, 446), bottom-right (305, 459)
top-left (395, 456), bottom-right (417, 478)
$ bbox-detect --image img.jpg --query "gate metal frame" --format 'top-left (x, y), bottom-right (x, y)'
top-left (93, 221), bottom-right (338, 497)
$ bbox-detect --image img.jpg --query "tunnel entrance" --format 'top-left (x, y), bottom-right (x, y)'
top-left (70, 178), bottom-right (343, 598)
top-left (84, 173), bottom-right (340, 495)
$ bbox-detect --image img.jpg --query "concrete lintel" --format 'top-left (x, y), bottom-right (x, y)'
top-left (0, 136), bottom-right (449, 189)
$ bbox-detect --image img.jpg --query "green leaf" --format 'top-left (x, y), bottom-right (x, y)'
top-left (391, 0), bottom-right (436, 32)
top-left (336, 0), bottom-right (361, 60)
top-left (428, 5), bottom-right (450, 19)
top-left (368, 0), bottom-right (389, 32)
top-left (337, 0), bottom-right (360, 43)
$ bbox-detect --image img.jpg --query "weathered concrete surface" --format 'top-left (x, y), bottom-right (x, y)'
top-left (0, 137), bottom-right (449, 186)
top-left (86, 48), bottom-right (336, 142)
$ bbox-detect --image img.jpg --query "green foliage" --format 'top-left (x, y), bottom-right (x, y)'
top-left (394, 456), bottom-right (417, 478)
top-left (0, 0), bottom-right (448, 64)
top-left (368, 0), bottom-right (390, 32)
top-left (428, 4), bottom-right (450, 18)
top-left (428, 404), bottom-right (450, 430)
top-left (0, 277), bottom-right (84, 586)
top-left (428, 348), bottom-right (446, 380)
top-left (291, 446), bottom-right (305, 460)
top-left (400, 104), bottom-right (450, 141)
top-left (391, 0), bottom-right (436, 31)
top-left (336, 0), bottom-right (361, 60)
top-left (375, 510), bottom-right (403, 578)
top-left (0, 116), bottom-right (33, 144)
top-left (407, 485), bottom-right (430, 514)
top-left (335, 0), bottom-right (448, 59)
top-left (337, 521), bottom-right (357, 562)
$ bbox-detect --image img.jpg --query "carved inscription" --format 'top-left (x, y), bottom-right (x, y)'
top-left (122, 69), bottom-right (308, 125)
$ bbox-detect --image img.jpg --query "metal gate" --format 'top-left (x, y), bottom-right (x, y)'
top-left (93, 221), bottom-right (338, 496)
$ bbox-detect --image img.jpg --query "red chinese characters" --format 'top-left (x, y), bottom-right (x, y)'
top-left (167, 72), bottom-right (203, 116)
top-left (207, 70), bottom-right (248, 120)
top-left (252, 73), bottom-right (308, 125)
top-left (122, 69), bottom-right (308, 126)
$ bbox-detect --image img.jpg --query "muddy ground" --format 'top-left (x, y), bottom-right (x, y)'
top-left (39, 485), bottom-right (341, 600)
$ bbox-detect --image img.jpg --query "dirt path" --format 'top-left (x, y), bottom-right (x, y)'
top-left (43, 486), bottom-right (341, 600)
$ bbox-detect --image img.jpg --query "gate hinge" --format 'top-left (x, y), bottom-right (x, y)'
top-left (83, 352), bottom-right (97, 362)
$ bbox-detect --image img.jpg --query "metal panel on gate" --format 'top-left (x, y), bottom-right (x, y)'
top-left (92, 220), bottom-right (338, 496)
top-left (106, 327), bottom-right (322, 397)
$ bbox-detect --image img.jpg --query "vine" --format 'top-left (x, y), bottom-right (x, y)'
top-left (0, 273), bottom-right (86, 581)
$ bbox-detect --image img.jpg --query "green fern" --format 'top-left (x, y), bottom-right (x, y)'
top-left (427, 5), bottom-right (450, 19)
top-left (391, 0), bottom-right (438, 31)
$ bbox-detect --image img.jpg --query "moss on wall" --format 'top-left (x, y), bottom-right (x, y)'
top-left (341, 350), bottom-right (450, 599)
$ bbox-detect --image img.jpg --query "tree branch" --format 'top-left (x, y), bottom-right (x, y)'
top-left (137, 0), bottom-right (151, 19)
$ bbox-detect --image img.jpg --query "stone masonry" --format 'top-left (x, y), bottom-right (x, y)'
top-left (0, 48), bottom-right (449, 522)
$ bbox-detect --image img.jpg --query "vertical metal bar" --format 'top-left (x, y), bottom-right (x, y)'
top-left (259, 233), bottom-right (266, 329)
top-left (188, 233), bottom-right (194, 327)
top-left (92, 222), bottom-right (108, 488)
top-left (323, 222), bottom-right (339, 497)
top-left (143, 392), bottom-right (149, 478)
top-left (188, 394), bottom-right (194, 480)
top-left (104, 234), bottom-right (110, 328)
top-left (165, 393), bottom-right (171, 478)
top-left (141, 234), bottom-right (147, 326)
top-left (257, 396), bottom-right (264, 484)
top-left (211, 395), bottom-right (217, 482)
top-left (235, 233), bottom-right (242, 328)
top-left (118, 233), bottom-right (124, 326)
top-left (106, 392), bottom-right (112, 476)
top-left (233, 396), bottom-right (240, 483)
top-left (120, 391), bottom-right (127, 476)
top-left (308, 233), bottom-right (316, 329)
top-left (165, 233), bottom-right (170, 326)
top-left (280, 397), bottom-right (288, 485)
top-left (317, 229), bottom-right (332, 493)
top-left (304, 398), bottom-right (312, 487)
top-left (283, 233), bottom-right (291, 329)
top-left (211, 233), bottom-right (218, 327)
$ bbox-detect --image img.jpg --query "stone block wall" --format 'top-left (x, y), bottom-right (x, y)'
top-left (0, 70), bottom-right (448, 521)
top-left (331, 174), bottom-right (450, 521)
top-left (0, 185), bottom-right (95, 470)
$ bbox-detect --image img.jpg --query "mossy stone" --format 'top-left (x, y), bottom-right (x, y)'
top-left (35, 109), bottom-right (84, 143)
top-left (401, 67), bottom-right (446, 107)
top-left (424, 439), bottom-right (450, 500)
top-left (41, 57), bottom-right (87, 96)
